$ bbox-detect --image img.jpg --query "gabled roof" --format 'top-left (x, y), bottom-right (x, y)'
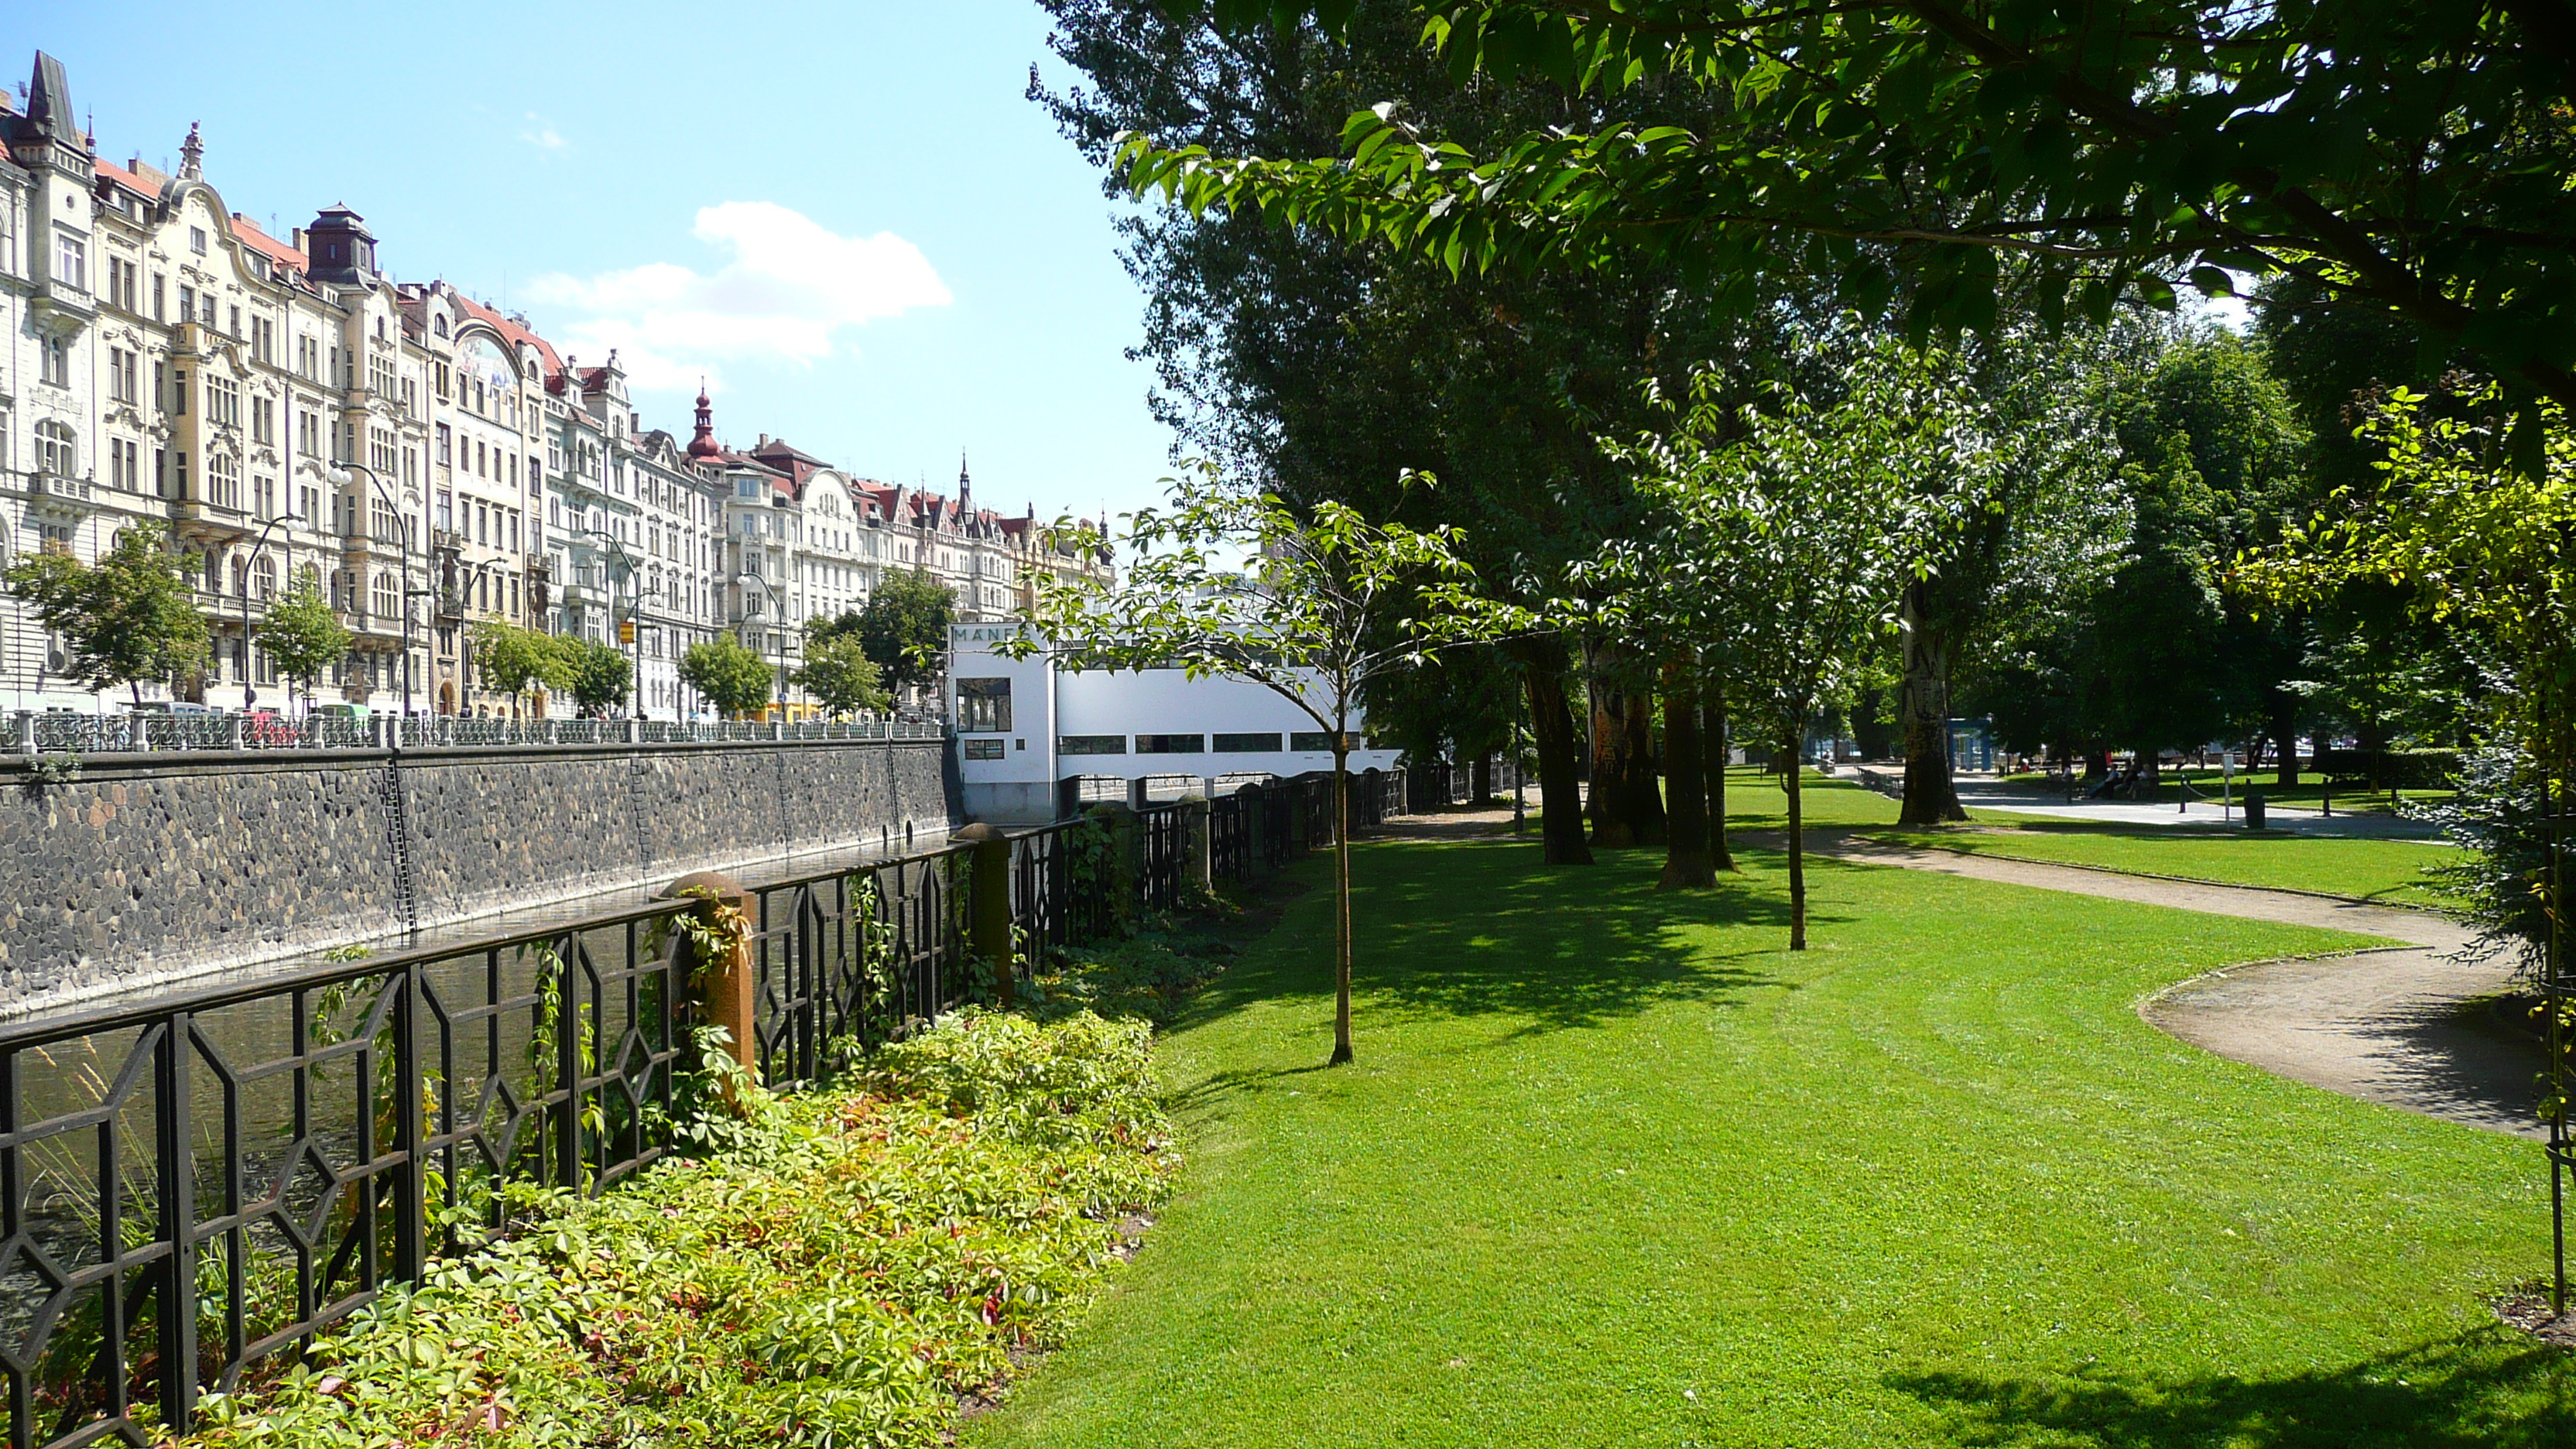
top-left (94, 155), bottom-right (159, 203)
top-left (447, 288), bottom-right (565, 382)
top-left (228, 212), bottom-right (307, 272)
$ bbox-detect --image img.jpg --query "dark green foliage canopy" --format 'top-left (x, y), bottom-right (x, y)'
top-left (681, 635), bottom-right (776, 719)
top-left (3, 522), bottom-right (210, 702)
top-left (817, 572), bottom-right (955, 691)
top-left (1134, 2), bottom-right (2576, 420)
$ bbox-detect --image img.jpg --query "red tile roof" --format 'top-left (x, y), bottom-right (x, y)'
top-left (447, 289), bottom-right (566, 382)
top-left (228, 213), bottom-right (308, 272)
top-left (94, 156), bottom-right (160, 200)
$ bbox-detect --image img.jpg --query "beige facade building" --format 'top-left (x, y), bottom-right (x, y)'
top-left (0, 50), bottom-right (1109, 724)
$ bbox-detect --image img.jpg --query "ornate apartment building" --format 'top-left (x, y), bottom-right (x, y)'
top-left (0, 50), bottom-right (1109, 721)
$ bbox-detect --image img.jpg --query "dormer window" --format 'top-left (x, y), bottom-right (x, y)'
top-left (433, 315), bottom-right (448, 337)
top-left (190, 226), bottom-right (207, 255)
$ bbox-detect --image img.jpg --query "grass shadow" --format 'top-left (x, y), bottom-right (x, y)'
top-left (1163, 839), bottom-right (1820, 1041)
top-left (1888, 1329), bottom-right (2576, 1448)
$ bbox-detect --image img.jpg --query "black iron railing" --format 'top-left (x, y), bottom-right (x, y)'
top-left (0, 769), bottom-right (1412, 1447)
top-left (0, 821), bottom-right (1140, 1449)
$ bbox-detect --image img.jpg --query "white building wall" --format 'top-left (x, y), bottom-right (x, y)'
top-left (950, 627), bottom-right (1398, 822)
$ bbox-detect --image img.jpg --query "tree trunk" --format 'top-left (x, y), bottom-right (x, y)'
top-left (1518, 645), bottom-right (1595, 866)
top-left (1330, 751), bottom-right (1354, 1066)
top-left (1703, 684), bottom-right (1735, 872)
top-left (1896, 581), bottom-right (1967, 825)
top-left (1590, 680), bottom-right (1633, 847)
top-left (1622, 690), bottom-right (1667, 848)
top-left (2274, 690), bottom-right (2307, 786)
top-left (1658, 662), bottom-right (1714, 889)
top-left (1785, 724), bottom-right (1808, 951)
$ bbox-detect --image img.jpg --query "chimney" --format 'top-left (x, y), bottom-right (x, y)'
top-left (757, 433), bottom-right (769, 447)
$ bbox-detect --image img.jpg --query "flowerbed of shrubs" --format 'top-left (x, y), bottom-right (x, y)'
top-left (167, 1010), bottom-right (1173, 1448)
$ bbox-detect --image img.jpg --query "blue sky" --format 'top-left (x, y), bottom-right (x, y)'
top-left (6, 0), bottom-right (1177, 520)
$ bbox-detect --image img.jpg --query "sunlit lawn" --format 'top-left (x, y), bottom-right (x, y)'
top-left (1708, 769), bottom-right (2466, 909)
top-left (971, 837), bottom-right (2561, 1449)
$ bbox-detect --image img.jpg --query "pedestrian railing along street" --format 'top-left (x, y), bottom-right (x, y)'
top-left (11, 711), bottom-right (944, 755)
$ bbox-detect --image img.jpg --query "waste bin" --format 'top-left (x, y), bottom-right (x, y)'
top-left (2243, 791), bottom-right (2266, 831)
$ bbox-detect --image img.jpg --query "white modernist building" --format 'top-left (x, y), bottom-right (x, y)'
top-left (948, 623), bottom-right (1401, 823)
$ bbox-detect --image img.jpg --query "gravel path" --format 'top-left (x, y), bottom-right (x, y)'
top-left (1814, 837), bottom-right (2538, 1139)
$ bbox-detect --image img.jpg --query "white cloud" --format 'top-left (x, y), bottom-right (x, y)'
top-left (527, 202), bottom-right (951, 392)
top-left (519, 113), bottom-right (569, 152)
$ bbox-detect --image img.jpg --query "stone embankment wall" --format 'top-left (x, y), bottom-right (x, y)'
top-left (0, 738), bottom-right (957, 1014)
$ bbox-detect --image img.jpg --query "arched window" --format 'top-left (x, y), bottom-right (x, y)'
top-left (433, 315), bottom-right (449, 338)
top-left (231, 557), bottom-right (248, 597)
top-left (33, 420), bottom-right (74, 476)
top-left (255, 554), bottom-right (277, 601)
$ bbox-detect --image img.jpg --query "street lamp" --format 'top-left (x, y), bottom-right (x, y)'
top-left (578, 526), bottom-right (643, 716)
top-left (237, 509), bottom-right (298, 712)
top-left (324, 461), bottom-right (414, 723)
top-left (735, 571), bottom-right (793, 719)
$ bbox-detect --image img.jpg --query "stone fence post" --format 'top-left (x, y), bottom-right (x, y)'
top-left (14, 710), bottom-right (33, 757)
top-left (954, 823), bottom-right (1017, 1009)
top-left (1179, 793), bottom-right (1211, 895)
top-left (658, 869), bottom-right (759, 1100)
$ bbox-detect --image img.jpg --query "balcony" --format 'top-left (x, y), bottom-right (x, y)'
top-left (559, 580), bottom-right (605, 610)
top-left (22, 471), bottom-right (98, 511)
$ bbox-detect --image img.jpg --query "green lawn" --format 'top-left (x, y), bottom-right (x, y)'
top-left (1863, 822), bottom-right (2470, 911)
top-left (971, 841), bottom-right (2561, 1448)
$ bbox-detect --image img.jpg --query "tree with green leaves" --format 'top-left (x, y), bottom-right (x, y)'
top-left (471, 620), bottom-right (573, 718)
top-left (259, 565), bottom-right (352, 714)
top-left (681, 635), bottom-right (776, 720)
top-left (2239, 381), bottom-right (2572, 962)
top-left (1606, 341), bottom-right (1938, 949)
top-left (1132, 2), bottom-right (2576, 426)
top-left (1009, 464), bottom-right (1492, 1066)
top-left (564, 639), bottom-right (632, 717)
top-left (793, 632), bottom-right (892, 718)
top-left (829, 572), bottom-right (955, 694)
top-left (1036, 0), bottom-right (1817, 865)
top-left (4, 522), bottom-right (211, 707)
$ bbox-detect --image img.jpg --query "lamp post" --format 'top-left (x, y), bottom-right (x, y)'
top-left (237, 510), bottom-right (297, 712)
top-left (735, 571), bottom-right (792, 718)
top-left (324, 461), bottom-right (413, 724)
top-left (578, 526), bottom-right (642, 715)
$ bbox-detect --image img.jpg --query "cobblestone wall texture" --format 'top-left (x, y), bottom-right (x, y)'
top-left (0, 739), bottom-right (955, 1012)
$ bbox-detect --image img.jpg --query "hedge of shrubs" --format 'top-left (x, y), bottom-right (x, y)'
top-left (169, 1010), bottom-right (1173, 1449)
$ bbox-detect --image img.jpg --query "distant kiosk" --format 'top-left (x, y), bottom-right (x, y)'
top-left (947, 623), bottom-right (1400, 824)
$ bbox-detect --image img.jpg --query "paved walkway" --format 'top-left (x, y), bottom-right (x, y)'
top-left (1814, 836), bottom-right (2537, 1138)
top-left (1916, 776), bottom-right (2448, 839)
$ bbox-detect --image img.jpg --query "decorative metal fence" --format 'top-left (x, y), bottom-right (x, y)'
top-left (0, 825), bottom-right (1117, 1449)
top-left (0, 762), bottom-right (1410, 1447)
top-left (9, 712), bottom-right (940, 758)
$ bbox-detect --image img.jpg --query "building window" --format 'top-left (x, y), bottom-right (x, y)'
top-left (208, 452), bottom-right (241, 510)
top-left (190, 225), bottom-right (208, 255)
top-left (1134, 734), bottom-right (1207, 755)
top-left (1290, 731), bottom-right (1359, 753)
top-left (956, 677), bottom-right (1012, 732)
top-left (963, 738), bottom-right (1005, 761)
top-left (1060, 735), bottom-right (1127, 755)
top-left (53, 229), bottom-right (84, 290)
top-left (33, 420), bottom-right (75, 476)
top-left (251, 396), bottom-right (274, 444)
top-left (1214, 732), bottom-right (1283, 754)
top-left (255, 554), bottom-right (277, 601)
top-left (373, 570), bottom-right (399, 619)
top-left (110, 438), bottom-right (139, 490)
top-left (39, 335), bottom-right (70, 388)
top-left (207, 375), bottom-right (242, 427)
top-left (108, 347), bottom-right (137, 402)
